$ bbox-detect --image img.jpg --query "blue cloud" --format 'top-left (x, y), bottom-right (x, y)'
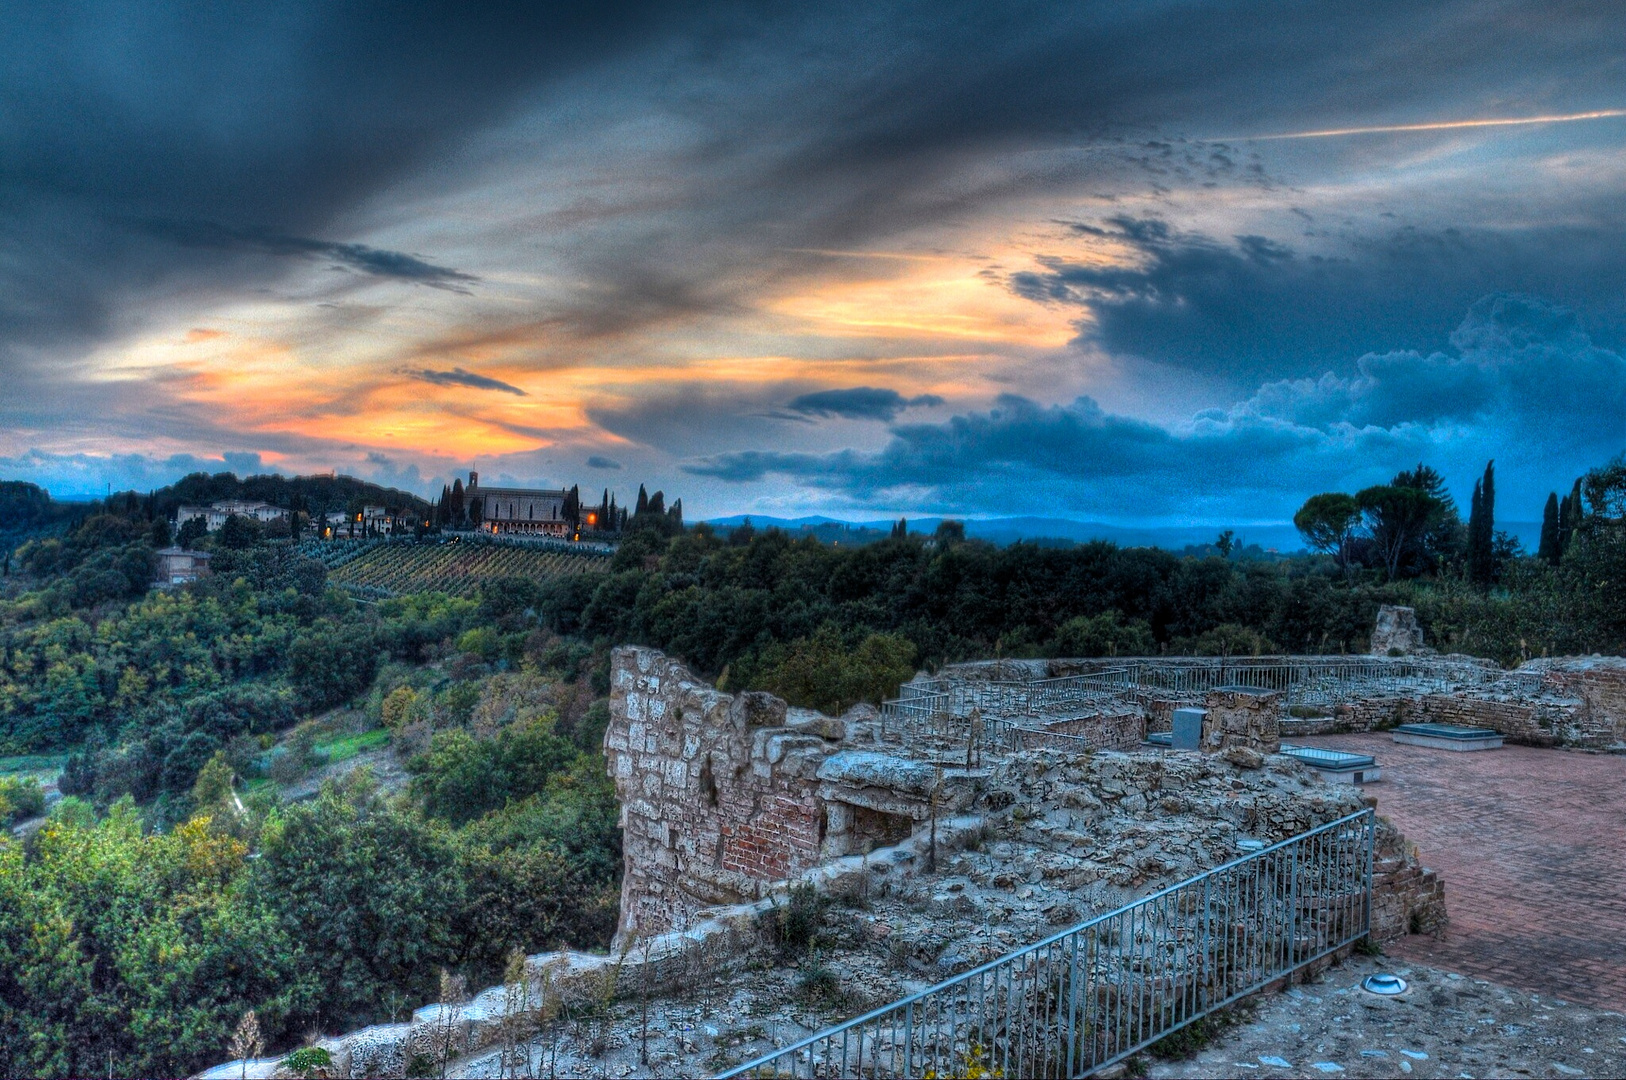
top-left (397, 367), bottom-right (526, 395)
top-left (785, 387), bottom-right (944, 421)
top-left (145, 220), bottom-right (480, 293)
top-left (586, 455), bottom-right (623, 470)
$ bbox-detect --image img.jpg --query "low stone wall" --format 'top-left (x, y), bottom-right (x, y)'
top-left (945, 653), bottom-right (1626, 750)
top-left (1530, 657), bottom-right (1626, 746)
top-left (202, 815), bottom-right (992, 1080)
top-left (1025, 710), bottom-right (1144, 749)
top-left (1325, 691), bottom-right (1608, 748)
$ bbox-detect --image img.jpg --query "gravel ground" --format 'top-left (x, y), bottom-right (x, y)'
top-left (1148, 955), bottom-right (1626, 1080)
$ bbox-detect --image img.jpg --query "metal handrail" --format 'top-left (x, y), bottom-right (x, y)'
top-left (717, 809), bottom-right (1374, 1079)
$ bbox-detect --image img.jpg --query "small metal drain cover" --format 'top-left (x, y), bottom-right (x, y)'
top-left (1361, 973), bottom-right (1408, 996)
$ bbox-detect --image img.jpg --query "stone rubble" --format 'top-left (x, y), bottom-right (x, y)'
top-left (1146, 955), bottom-right (1626, 1080)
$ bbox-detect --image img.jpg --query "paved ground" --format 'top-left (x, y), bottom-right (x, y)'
top-left (1296, 733), bottom-right (1626, 1013)
top-left (1148, 955), bottom-right (1626, 1080)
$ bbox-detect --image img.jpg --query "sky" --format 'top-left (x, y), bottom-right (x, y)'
top-left (2, 1), bottom-right (1624, 526)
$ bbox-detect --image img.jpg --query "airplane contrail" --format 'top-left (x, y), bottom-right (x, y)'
top-left (1233, 108), bottom-right (1626, 141)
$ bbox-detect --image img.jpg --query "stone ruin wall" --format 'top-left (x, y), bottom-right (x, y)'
top-left (605, 645), bottom-right (983, 944)
top-left (1370, 604), bottom-right (1427, 655)
top-left (1371, 816), bottom-right (1448, 941)
top-left (1315, 662), bottom-right (1626, 747)
top-left (1202, 687), bottom-right (1281, 755)
top-left (605, 645), bottom-right (833, 941)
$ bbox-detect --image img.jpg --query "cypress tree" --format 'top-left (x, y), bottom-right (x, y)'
top-left (1559, 477), bottom-right (1584, 552)
top-left (634, 484), bottom-right (649, 516)
top-left (1538, 492), bottom-right (1561, 564)
top-left (1467, 460), bottom-right (1496, 586)
top-left (1467, 478), bottom-right (1484, 583)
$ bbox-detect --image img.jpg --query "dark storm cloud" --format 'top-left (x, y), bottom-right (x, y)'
top-left (397, 366), bottom-right (526, 395)
top-left (0, 1), bottom-right (679, 362)
top-left (686, 297), bottom-right (1626, 518)
top-left (587, 385), bottom-right (818, 458)
top-left (785, 387), bottom-right (944, 421)
top-left (11, 1), bottom-right (1620, 365)
top-left (144, 220), bottom-right (478, 292)
top-left (1009, 216), bottom-right (1626, 381)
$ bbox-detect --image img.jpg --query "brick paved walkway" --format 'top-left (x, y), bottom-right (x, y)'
top-left (1299, 733), bottom-right (1626, 1013)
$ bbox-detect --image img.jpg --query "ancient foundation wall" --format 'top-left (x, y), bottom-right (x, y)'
top-left (1319, 688), bottom-right (1614, 748)
top-left (1533, 659), bottom-right (1626, 746)
top-left (1029, 710), bottom-right (1145, 749)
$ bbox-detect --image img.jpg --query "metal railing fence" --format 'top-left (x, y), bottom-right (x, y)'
top-left (718, 809), bottom-right (1374, 1079)
top-left (879, 671), bottom-right (1139, 757)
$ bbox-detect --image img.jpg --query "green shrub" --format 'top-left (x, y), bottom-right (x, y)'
top-left (767, 884), bottom-right (830, 959)
top-left (0, 775), bottom-right (46, 824)
top-left (283, 1046), bottom-right (333, 1079)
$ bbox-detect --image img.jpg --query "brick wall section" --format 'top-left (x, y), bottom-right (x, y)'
top-left (606, 646), bottom-right (837, 943)
top-left (1370, 814), bottom-right (1447, 942)
top-left (720, 788), bottom-right (826, 881)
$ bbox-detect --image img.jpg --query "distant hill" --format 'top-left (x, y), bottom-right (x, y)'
top-left (0, 480), bottom-right (59, 533)
top-left (1, 472), bottom-right (432, 544)
top-left (702, 513), bottom-right (1546, 554)
top-left (145, 471), bottom-right (430, 519)
top-left (703, 514), bottom-right (1310, 552)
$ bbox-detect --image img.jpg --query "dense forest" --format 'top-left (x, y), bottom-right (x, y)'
top-left (1, 454), bottom-right (1624, 1074)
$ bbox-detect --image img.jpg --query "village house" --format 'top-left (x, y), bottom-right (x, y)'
top-left (154, 546), bottom-right (211, 585)
top-left (174, 499), bottom-right (290, 532)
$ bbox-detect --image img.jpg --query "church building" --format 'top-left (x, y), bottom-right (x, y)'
top-left (465, 472), bottom-right (577, 537)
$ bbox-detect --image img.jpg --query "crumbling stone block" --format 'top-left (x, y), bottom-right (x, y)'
top-left (1371, 605), bottom-right (1427, 655)
top-left (1202, 686), bottom-right (1281, 754)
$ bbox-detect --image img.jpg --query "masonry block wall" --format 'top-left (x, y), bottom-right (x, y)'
top-left (1533, 658), bottom-right (1626, 746)
top-left (605, 646), bottom-right (837, 943)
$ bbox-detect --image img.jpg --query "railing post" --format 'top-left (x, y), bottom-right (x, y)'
top-left (903, 999), bottom-right (914, 1077)
top-left (1363, 809), bottom-right (1374, 938)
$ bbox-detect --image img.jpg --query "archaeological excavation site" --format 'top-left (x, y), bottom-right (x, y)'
top-left (207, 608), bottom-right (1626, 1079)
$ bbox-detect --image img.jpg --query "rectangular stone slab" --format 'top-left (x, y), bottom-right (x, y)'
top-left (1393, 723), bottom-right (1504, 751)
